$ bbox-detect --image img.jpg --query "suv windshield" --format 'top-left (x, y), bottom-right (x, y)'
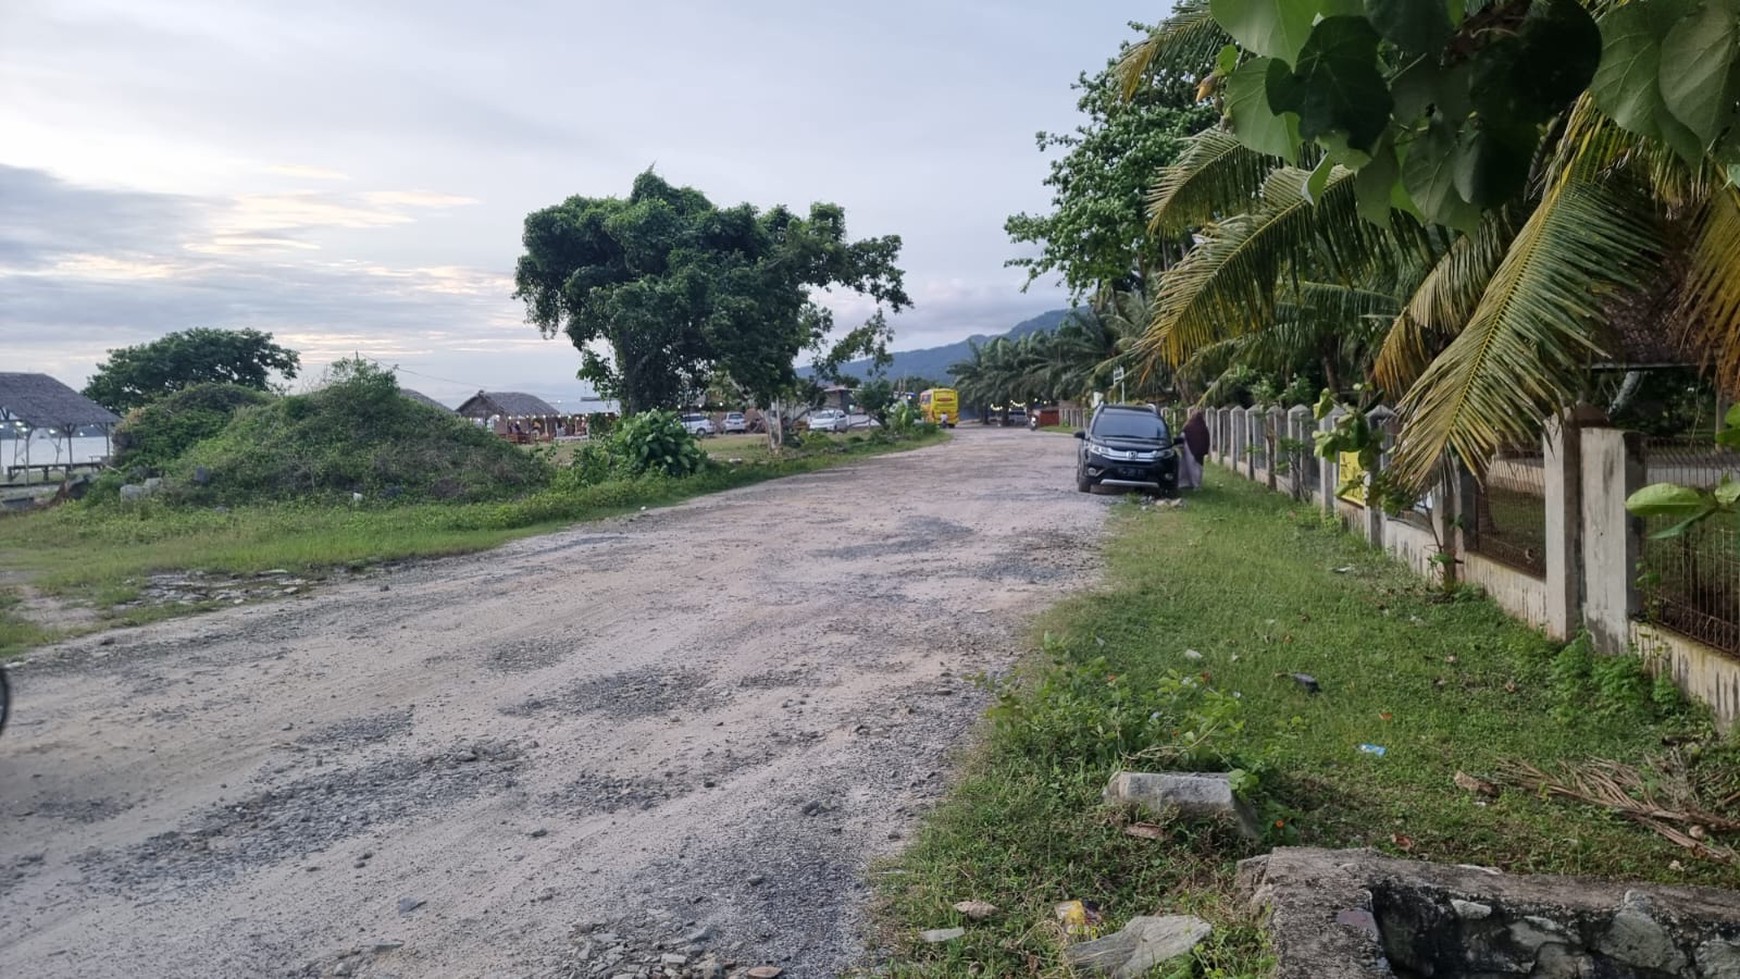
top-left (1091, 410), bottom-right (1168, 442)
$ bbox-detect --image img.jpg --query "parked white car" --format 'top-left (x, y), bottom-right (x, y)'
top-left (806, 409), bottom-right (849, 433)
top-left (722, 411), bottom-right (749, 434)
top-left (681, 413), bottom-right (715, 437)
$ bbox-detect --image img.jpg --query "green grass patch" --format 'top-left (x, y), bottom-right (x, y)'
top-left (875, 469), bottom-right (1740, 977)
top-left (0, 430), bottom-right (945, 659)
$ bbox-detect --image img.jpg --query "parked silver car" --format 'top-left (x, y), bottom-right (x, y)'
top-left (722, 412), bottom-right (749, 433)
top-left (806, 409), bottom-right (849, 433)
top-left (681, 413), bottom-right (716, 437)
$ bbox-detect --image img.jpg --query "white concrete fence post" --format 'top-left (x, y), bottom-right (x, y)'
top-left (1230, 408), bottom-right (1246, 471)
top-left (1287, 405), bottom-right (1313, 502)
top-left (1245, 404), bottom-right (1264, 481)
top-left (1267, 405), bottom-right (1287, 492)
top-left (1579, 426), bottom-right (1645, 653)
top-left (1321, 409), bottom-right (1343, 517)
top-left (1542, 412), bottom-right (1587, 639)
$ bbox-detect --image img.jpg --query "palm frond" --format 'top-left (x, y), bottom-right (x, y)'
top-left (1116, 0), bottom-right (1229, 101)
top-left (1388, 170), bottom-right (1663, 487)
top-left (1142, 166), bottom-right (1398, 368)
top-left (1683, 184), bottom-right (1740, 394)
top-left (1147, 129), bottom-right (1280, 236)
top-left (1373, 211), bottom-right (1518, 395)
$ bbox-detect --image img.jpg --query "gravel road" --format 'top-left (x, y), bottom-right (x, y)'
top-left (1, 427), bottom-right (1111, 979)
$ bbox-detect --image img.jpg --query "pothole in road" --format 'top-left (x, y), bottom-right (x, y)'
top-left (501, 666), bottom-right (724, 721)
top-left (75, 738), bottom-right (530, 893)
top-left (484, 635), bottom-right (573, 673)
top-left (293, 708), bottom-right (414, 750)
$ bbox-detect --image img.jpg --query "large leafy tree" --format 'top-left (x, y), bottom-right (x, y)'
top-left (83, 328), bottom-right (300, 414)
top-left (1005, 24), bottom-right (1217, 299)
top-left (514, 171), bottom-right (910, 415)
top-left (1125, 0), bottom-right (1740, 487)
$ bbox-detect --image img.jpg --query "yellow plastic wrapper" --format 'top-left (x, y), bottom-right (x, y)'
top-left (1053, 899), bottom-right (1103, 937)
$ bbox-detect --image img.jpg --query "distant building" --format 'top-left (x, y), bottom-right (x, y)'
top-left (0, 372), bottom-right (122, 474)
top-left (453, 391), bottom-right (560, 421)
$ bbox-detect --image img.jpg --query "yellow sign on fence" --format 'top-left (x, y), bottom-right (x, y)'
top-left (1337, 451), bottom-right (1367, 505)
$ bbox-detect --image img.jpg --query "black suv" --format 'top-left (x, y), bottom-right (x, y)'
top-left (1074, 404), bottom-right (1180, 496)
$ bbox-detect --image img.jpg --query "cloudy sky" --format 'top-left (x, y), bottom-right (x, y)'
top-left (2, 0), bottom-right (1145, 407)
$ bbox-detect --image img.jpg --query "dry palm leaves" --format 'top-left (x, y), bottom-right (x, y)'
top-left (1497, 757), bottom-right (1740, 864)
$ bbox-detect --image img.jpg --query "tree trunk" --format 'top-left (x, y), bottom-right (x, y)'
top-left (766, 399), bottom-right (784, 455)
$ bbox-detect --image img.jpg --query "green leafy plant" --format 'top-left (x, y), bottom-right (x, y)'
top-left (610, 410), bottom-right (707, 478)
top-left (1627, 405), bottom-right (1740, 536)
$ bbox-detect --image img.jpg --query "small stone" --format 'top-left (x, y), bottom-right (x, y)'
top-left (1103, 771), bottom-right (1263, 839)
top-left (685, 925), bottom-right (714, 944)
top-left (379, 584), bottom-right (391, 592)
top-left (921, 928), bottom-right (965, 944)
top-left (801, 800), bottom-right (825, 816)
top-left (953, 900), bottom-right (997, 920)
top-left (745, 968), bottom-right (783, 979)
top-left (397, 897), bottom-right (426, 914)
top-left (1451, 899), bottom-right (1492, 921)
top-left (746, 875), bottom-right (765, 886)
top-left (529, 828), bottom-right (549, 838)
top-left (658, 953), bottom-right (687, 967)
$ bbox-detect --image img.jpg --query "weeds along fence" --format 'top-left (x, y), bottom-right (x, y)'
top-left (1638, 439), bottom-right (1740, 656)
top-left (1201, 404), bottom-right (1740, 733)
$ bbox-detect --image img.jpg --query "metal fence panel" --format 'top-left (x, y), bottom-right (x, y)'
top-left (1470, 444), bottom-right (1547, 578)
top-left (1639, 439), bottom-right (1740, 654)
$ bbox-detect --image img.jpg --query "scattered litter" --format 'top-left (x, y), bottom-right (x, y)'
top-left (1183, 649), bottom-right (1203, 661)
top-left (1333, 565), bottom-right (1355, 574)
top-left (1358, 744), bottom-right (1388, 758)
top-left (953, 900), bottom-right (998, 920)
top-left (1278, 672), bottom-right (1320, 694)
top-left (1124, 823), bottom-right (1166, 840)
top-left (1390, 832), bottom-right (1415, 852)
top-left (1379, 711), bottom-right (1393, 722)
top-left (921, 927), bottom-right (965, 943)
top-left (1453, 771), bottom-right (1500, 798)
top-left (1054, 900), bottom-right (1104, 936)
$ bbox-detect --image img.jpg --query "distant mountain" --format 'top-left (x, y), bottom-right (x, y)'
top-left (819, 308), bottom-right (1085, 384)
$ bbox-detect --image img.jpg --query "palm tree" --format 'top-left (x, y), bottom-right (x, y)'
top-left (1121, 18), bottom-right (1740, 488)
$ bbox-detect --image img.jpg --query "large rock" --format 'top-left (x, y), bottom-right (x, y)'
top-left (1596, 893), bottom-right (1687, 974)
top-left (1103, 771), bottom-right (1262, 839)
top-left (1064, 915), bottom-right (1211, 978)
top-left (1699, 939), bottom-right (1740, 979)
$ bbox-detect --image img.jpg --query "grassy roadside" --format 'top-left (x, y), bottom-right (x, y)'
top-left (0, 430), bottom-right (944, 658)
top-left (874, 468), bottom-right (1740, 977)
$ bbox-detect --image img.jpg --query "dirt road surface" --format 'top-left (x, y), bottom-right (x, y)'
top-left (2, 428), bottom-right (1112, 979)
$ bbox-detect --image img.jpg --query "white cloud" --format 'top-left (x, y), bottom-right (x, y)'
top-left (266, 163), bottom-right (350, 181)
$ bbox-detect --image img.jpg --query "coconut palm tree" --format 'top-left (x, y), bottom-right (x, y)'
top-left (1122, 5), bottom-right (1740, 488)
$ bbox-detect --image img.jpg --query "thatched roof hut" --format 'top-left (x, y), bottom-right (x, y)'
top-left (0, 372), bottom-right (122, 475)
top-left (454, 390), bottom-right (559, 420)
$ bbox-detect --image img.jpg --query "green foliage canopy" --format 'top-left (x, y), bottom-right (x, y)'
top-left (1005, 25), bottom-right (1217, 298)
top-left (83, 328), bottom-right (301, 414)
top-left (1161, 0), bottom-right (1740, 232)
top-left (514, 171), bottom-right (911, 414)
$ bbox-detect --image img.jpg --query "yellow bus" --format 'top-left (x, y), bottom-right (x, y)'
top-left (918, 388), bottom-right (959, 428)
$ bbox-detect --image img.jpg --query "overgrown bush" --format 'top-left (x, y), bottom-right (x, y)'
top-left (612, 410), bottom-right (706, 478)
top-left (112, 383), bottom-right (273, 469)
top-left (586, 412), bottom-right (617, 439)
top-left (164, 359), bottom-right (548, 504)
top-left (988, 634), bottom-right (1259, 777)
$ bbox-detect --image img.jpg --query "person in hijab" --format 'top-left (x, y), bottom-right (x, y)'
top-left (1180, 408), bottom-right (1210, 490)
